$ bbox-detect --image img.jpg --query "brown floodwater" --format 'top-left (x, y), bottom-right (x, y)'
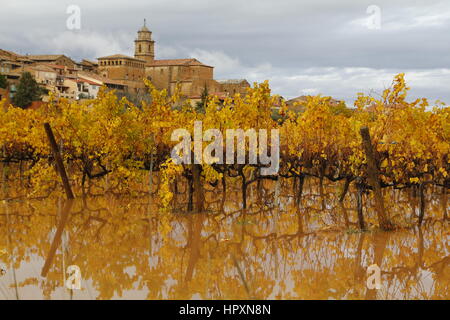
top-left (0, 179), bottom-right (449, 300)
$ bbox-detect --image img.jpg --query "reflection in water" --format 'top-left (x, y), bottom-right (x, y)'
top-left (0, 178), bottom-right (448, 300)
top-left (41, 199), bottom-right (74, 277)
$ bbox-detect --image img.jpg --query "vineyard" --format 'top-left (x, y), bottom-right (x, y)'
top-left (0, 73), bottom-right (449, 232)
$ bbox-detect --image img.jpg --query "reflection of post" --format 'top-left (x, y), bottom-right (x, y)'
top-left (354, 233), bottom-right (366, 281)
top-left (231, 253), bottom-right (253, 299)
top-left (41, 199), bottom-right (74, 277)
top-left (44, 123), bottom-right (74, 200)
top-left (418, 183), bottom-right (426, 226)
top-left (360, 127), bottom-right (391, 230)
top-left (356, 178), bottom-right (366, 230)
top-left (296, 174), bottom-right (305, 205)
top-left (185, 213), bottom-right (204, 283)
top-left (365, 232), bottom-right (389, 300)
top-left (148, 134), bottom-right (155, 210)
top-left (220, 176), bottom-right (226, 212)
top-left (4, 184), bottom-right (19, 299)
top-left (443, 187), bottom-right (448, 220)
top-left (296, 209), bottom-right (304, 234)
top-left (416, 227), bottom-right (424, 270)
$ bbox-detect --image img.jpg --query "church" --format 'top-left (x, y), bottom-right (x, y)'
top-left (98, 20), bottom-right (250, 102)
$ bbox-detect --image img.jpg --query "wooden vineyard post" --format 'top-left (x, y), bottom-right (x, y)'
top-left (44, 123), bottom-right (75, 200)
top-left (192, 164), bottom-right (204, 212)
top-left (360, 126), bottom-right (392, 230)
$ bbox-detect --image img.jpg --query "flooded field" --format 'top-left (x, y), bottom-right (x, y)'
top-left (0, 71), bottom-right (448, 300)
top-left (0, 177), bottom-right (448, 300)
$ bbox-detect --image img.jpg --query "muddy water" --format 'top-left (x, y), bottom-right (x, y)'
top-left (0, 183), bottom-right (449, 300)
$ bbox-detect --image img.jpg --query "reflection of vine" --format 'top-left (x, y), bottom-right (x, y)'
top-left (1, 181), bottom-right (445, 300)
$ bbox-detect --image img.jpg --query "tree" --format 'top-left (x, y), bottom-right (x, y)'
top-left (195, 85), bottom-right (208, 113)
top-left (0, 73), bottom-right (8, 89)
top-left (12, 72), bottom-right (42, 108)
top-left (116, 88), bottom-right (152, 109)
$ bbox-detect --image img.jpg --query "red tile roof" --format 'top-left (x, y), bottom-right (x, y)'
top-left (76, 78), bottom-right (100, 85)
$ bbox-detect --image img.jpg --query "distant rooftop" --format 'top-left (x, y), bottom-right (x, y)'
top-left (25, 64), bottom-right (57, 73)
top-left (147, 58), bottom-right (213, 68)
top-left (80, 59), bottom-right (98, 66)
top-left (0, 49), bottom-right (33, 62)
top-left (97, 54), bottom-right (146, 62)
top-left (27, 54), bottom-right (67, 60)
top-left (216, 79), bottom-right (248, 84)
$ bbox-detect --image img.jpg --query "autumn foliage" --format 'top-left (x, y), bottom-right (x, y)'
top-left (0, 74), bottom-right (448, 228)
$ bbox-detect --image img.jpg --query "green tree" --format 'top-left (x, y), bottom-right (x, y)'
top-left (116, 88), bottom-right (153, 109)
top-left (0, 73), bottom-right (8, 89)
top-left (12, 72), bottom-right (42, 108)
top-left (195, 85), bottom-right (208, 113)
top-left (330, 101), bottom-right (353, 117)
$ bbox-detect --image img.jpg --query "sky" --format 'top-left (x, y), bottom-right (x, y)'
top-left (1, 0), bottom-right (449, 105)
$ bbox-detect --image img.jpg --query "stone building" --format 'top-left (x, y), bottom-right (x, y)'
top-left (0, 21), bottom-right (249, 106)
top-left (132, 21), bottom-right (250, 102)
top-left (93, 21), bottom-right (249, 101)
top-left (217, 79), bottom-right (250, 96)
top-left (76, 77), bottom-right (101, 99)
top-left (0, 49), bottom-right (33, 101)
top-left (97, 54), bottom-right (146, 93)
top-left (77, 59), bottom-right (98, 73)
top-left (22, 64), bottom-right (57, 102)
top-left (146, 58), bottom-right (221, 97)
top-left (26, 54), bottom-right (76, 69)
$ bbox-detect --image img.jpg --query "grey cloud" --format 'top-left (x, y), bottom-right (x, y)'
top-left (0, 0), bottom-right (449, 103)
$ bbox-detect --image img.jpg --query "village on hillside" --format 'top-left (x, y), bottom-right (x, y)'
top-left (0, 21), bottom-right (347, 111)
top-left (0, 21), bottom-right (252, 108)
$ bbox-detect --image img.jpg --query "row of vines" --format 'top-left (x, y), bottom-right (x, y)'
top-left (0, 74), bottom-right (448, 230)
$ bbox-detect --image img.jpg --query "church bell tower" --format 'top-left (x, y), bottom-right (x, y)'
top-left (134, 19), bottom-right (155, 64)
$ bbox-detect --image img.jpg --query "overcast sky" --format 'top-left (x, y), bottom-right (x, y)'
top-left (1, 0), bottom-right (449, 104)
